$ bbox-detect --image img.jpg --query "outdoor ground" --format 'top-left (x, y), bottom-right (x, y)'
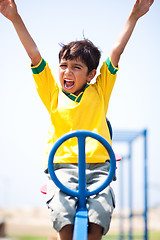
top-left (0, 206), bottom-right (160, 239)
top-left (5, 232), bottom-right (160, 240)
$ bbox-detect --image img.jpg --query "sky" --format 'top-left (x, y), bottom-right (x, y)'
top-left (0, 0), bottom-right (160, 209)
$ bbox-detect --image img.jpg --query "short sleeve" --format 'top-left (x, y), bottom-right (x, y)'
top-left (31, 58), bottom-right (59, 113)
top-left (94, 57), bottom-right (119, 113)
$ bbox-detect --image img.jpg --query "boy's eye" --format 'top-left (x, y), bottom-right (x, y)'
top-left (74, 66), bottom-right (81, 69)
top-left (73, 64), bottom-right (82, 69)
top-left (60, 64), bottom-right (67, 69)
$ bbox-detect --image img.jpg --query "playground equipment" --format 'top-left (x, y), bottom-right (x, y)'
top-left (113, 129), bottom-right (148, 240)
top-left (47, 130), bottom-right (117, 240)
top-left (42, 128), bottom-right (148, 240)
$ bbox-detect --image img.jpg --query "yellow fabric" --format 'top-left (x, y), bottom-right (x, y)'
top-left (31, 58), bottom-right (118, 169)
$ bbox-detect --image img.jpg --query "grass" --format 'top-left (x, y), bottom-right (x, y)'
top-left (10, 231), bottom-right (160, 240)
top-left (102, 231), bottom-right (160, 240)
top-left (10, 235), bottom-right (47, 240)
top-left (11, 238), bottom-right (48, 240)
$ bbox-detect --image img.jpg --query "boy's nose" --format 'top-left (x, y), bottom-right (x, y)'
top-left (65, 67), bottom-right (72, 75)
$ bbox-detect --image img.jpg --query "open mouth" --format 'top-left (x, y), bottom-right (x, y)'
top-left (64, 79), bottom-right (75, 90)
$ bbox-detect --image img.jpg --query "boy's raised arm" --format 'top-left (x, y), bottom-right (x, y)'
top-left (0, 0), bottom-right (41, 66)
top-left (110, 0), bottom-right (154, 68)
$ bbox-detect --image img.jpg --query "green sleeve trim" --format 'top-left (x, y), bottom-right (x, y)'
top-left (31, 59), bottom-right (46, 74)
top-left (105, 57), bottom-right (118, 75)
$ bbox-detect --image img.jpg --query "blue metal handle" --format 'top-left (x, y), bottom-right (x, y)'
top-left (48, 130), bottom-right (116, 199)
top-left (48, 130), bottom-right (116, 240)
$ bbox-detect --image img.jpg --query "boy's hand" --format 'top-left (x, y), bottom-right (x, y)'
top-left (131, 0), bottom-right (154, 20)
top-left (0, 0), bottom-right (41, 65)
top-left (0, 0), bottom-right (18, 22)
top-left (110, 0), bottom-right (154, 67)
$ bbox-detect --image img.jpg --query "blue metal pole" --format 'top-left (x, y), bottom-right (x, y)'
top-left (73, 210), bottom-right (88, 240)
top-left (73, 136), bottom-right (88, 240)
top-left (144, 130), bottom-right (148, 240)
top-left (128, 142), bottom-right (133, 240)
top-left (77, 136), bottom-right (87, 210)
top-left (119, 157), bottom-right (124, 240)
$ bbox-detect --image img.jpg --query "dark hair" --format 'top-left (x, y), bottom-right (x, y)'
top-left (59, 40), bottom-right (101, 74)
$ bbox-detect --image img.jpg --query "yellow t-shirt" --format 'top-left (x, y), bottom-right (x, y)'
top-left (31, 57), bottom-right (118, 169)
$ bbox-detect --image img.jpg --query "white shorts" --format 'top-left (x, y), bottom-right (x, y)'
top-left (46, 161), bottom-right (115, 235)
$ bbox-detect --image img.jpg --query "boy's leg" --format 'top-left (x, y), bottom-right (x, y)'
top-left (57, 224), bottom-right (74, 240)
top-left (57, 223), bottom-right (102, 240)
top-left (88, 223), bottom-right (103, 240)
top-left (46, 164), bottom-right (78, 236)
top-left (86, 162), bottom-right (116, 236)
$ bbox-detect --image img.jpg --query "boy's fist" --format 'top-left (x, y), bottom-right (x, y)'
top-left (0, 0), bottom-right (18, 21)
top-left (132, 0), bottom-right (154, 20)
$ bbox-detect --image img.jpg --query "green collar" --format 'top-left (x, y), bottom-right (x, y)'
top-left (62, 83), bottom-right (89, 103)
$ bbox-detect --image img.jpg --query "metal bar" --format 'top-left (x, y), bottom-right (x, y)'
top-left (144, 130), bottom-right (148, 240)
top-left (119, 158), bottom-right (125, 240)
top-left (77, 135), bottom-right (87, 210)
top-left (128, 142), bottom-right (133, 240)
top-left (73, 210), bottom-right (88, 240)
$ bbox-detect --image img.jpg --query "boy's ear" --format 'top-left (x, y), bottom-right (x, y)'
top-left (87, 69), bottom-right (97, 82)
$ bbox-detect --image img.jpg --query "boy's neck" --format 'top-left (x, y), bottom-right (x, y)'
top-left (62, 83), bottom-right (89, 103)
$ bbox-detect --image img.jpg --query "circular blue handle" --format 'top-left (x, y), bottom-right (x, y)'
top-left (48, 130), bottom-right (116, 198)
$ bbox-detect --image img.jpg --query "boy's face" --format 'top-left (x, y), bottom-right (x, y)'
top-left (59, 58), bottom-right (96, 96)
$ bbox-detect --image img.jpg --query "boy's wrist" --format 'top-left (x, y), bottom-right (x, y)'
top-left (11, 12), bottom-right (21, 24)
top-left (128, 11), bottom-right (139, 24)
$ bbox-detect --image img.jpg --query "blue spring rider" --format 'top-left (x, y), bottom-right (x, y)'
top-left (47, 130), bottom-right (116, 240)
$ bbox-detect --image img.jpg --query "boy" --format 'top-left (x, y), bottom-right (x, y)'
top-left (0, 0), bottom-right (153, 239)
